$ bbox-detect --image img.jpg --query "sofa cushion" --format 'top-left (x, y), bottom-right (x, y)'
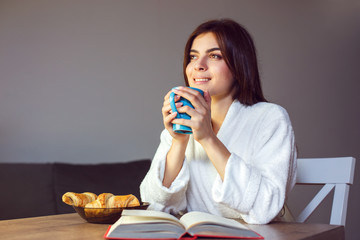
top-left (0, 163), bottom-right (56, 220)
top-left (53, 159), bottom-right (151, 214)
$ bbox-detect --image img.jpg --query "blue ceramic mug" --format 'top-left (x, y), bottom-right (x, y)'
top-left (169, 87), bottom-right (204, 134)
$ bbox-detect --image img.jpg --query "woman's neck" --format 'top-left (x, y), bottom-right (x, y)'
top-left (211, 97), bottom-right (234, 135)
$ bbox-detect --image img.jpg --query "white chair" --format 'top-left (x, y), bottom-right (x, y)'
top-left (292, 157), bottom-right (356, 226)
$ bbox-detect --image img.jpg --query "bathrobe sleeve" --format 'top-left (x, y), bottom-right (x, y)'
top-left (212, 106), bottom-right (297, 224)
top-left (140, 129), bottom-right (189, 214)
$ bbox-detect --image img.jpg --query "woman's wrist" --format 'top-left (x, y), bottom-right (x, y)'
top-left (162, 137), bottom-right (187, 188)
top-left (172, 135), bottom-right (189, 147)
top-left (199, 133), bottom-right (231, 180)
top-left (197, 131), bottom-right (217, 147)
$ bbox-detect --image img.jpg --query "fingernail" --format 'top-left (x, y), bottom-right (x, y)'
top-left (174, 86), bottom-right (184, 90)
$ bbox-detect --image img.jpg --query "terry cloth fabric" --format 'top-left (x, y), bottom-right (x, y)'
top-left (140, 100), bottom-right (296, 224)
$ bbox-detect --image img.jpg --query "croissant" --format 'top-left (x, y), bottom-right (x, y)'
top-left (62, 192), bottom-right (97, 207)
top-left (107, 194), bottom-right (140, 208)
top-left (84, 193), bottom-right (140, 218)
top-left (85, 193), bottom-right (114, 208)
top-left (85, 193), bottom-right (140, 208)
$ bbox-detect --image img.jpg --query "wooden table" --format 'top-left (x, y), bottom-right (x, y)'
top-left (0, 213), bottom-right (344, 240)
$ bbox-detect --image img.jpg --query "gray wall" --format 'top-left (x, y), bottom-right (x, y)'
top-left (1, 0), bottom-right (359, 238)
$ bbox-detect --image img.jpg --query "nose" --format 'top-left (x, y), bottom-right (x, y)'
top-left (194, 57), bottom-right (207, 71)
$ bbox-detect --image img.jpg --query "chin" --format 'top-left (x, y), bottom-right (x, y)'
top-left (190, 82), bottom-right (209, 89)
top-left (190, 85), bottom-right (206, 92)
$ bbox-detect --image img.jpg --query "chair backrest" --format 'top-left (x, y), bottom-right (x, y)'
top-left (294, 157), bottom-right (356, 226)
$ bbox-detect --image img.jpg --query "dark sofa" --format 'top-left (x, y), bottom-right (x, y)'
top-left (0, 159), bottom-right (151, 220)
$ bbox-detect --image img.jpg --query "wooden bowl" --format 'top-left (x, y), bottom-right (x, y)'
top-left (73, 202), bottom-right (149, 224)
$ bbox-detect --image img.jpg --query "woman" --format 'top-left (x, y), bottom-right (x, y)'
top-left (140, 19), bottom-right (296, 224)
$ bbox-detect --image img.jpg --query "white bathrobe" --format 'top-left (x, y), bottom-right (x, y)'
top-left (140, 100), bottom-right (297, 224)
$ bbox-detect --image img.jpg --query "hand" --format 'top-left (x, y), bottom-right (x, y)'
top-left (162, 89), bottom-right (192, 188)
top-left (162, 89), bottom-right (190, 143)
top-left (170, 87), bottom-right (213, 143)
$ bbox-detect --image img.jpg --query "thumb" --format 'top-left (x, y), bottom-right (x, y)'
top-left (204, 90), bottom-right (211, 105)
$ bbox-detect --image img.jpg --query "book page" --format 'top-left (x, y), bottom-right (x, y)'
top-left (116, 209), bottom-right (185, 230)
top-left (116, 215), bottom-right (184, 229)
top-left (108, 217), bottom-right (185, 237)
top-left (187, 224), bottom-right (261, 238)
top-left (179, 211), bottom-right (248, 230)
top-left (107, 211), bottom-right (186, 238)
top-left (106, 210), bottom-right (262, 240)
top-left (121, 209), bottom-right (181, 223)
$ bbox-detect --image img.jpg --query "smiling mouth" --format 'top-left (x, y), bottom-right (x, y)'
top-left (194, 78), bottom-right (210, 82)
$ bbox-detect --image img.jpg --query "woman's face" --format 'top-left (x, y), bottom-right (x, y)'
top-left (186, 32), bottom-right (235, 101)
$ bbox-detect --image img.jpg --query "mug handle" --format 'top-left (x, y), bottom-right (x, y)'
top-left (169, 91), bottom-right (178, 115)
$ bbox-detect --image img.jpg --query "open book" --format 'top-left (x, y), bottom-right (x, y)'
top-left (104, 209), bottom-right (263, 239)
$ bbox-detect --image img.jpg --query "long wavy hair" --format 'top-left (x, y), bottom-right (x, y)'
top-left (183, 19), bottom-right (267, 106)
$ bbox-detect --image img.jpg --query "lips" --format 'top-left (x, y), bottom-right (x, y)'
top-left (194, 78), bottom-right (210, 82)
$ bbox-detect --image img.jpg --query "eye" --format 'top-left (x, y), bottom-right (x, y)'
top-left (189, 54), bottom-right (198, 61)
top-left (209, 53), bottom-right (222, 60)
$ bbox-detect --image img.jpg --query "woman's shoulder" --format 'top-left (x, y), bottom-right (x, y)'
top-left (234, 101), bottom-right (291, 122)
top-left (252, 101), bottom-right (288, 115)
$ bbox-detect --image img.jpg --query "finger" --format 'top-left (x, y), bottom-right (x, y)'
top-left (164, 112), bottom-right (178, 124)
top-left (163, 113), bottom-right (178, 133)
top-left (176, 105), bottom-right (197, 117)
top-left (204, 90), bottom-right (211, 105)
top-left (171, 118), bottom-right (192, 128)
top-left (164, 90), bottom-right (181, 102)
top-left (163, 90), bottom-right (173, 101)
top-left (171, 117), bottom-right (205, 133)
top-left (162, 102), bottom-right (183, 115)
top-left (163, 90), bottom-right (181, 109)
top-left (171, 96), bottom-right (206, 117)
top-left (172, 87), bottom-right (206, 110)
top-left (163, 96), bottom-right (180, 115)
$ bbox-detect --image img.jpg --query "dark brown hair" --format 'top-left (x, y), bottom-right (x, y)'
top-left (183, 19), bottom-right (267, 106)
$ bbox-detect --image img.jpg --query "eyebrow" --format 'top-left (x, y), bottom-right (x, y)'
top-left (190, 47), bottom-right (221, 54)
